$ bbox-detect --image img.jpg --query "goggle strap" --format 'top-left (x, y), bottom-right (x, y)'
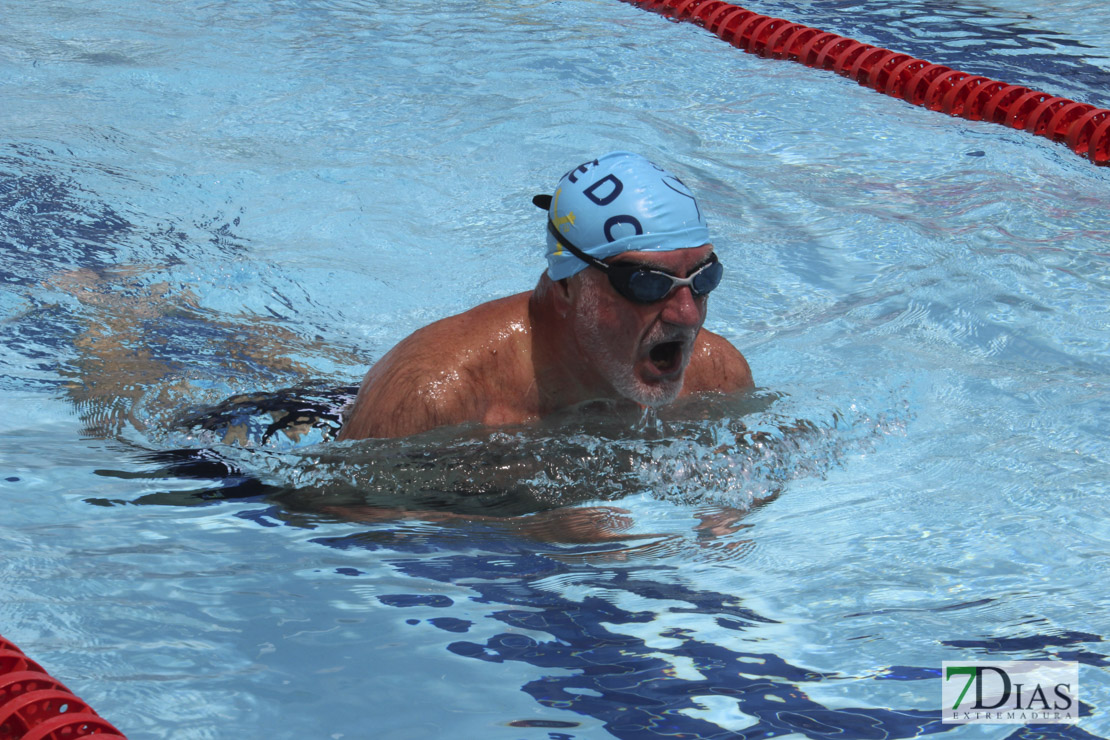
top-left (546, 220), bottom-right (609, 272)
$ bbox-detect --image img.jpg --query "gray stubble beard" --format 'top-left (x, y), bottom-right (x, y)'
top-left (573, 280), bottom-right (684, 408)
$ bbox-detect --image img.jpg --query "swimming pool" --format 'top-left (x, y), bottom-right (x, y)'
top-left (1, 0), bottom-right (1108, 737)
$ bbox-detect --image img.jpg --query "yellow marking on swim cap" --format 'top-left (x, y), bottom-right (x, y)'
top-left (550, 188), bottom-right (575, 256)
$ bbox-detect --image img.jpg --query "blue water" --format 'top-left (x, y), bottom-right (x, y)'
top-left (1, 0), bottom-right (1109, 738)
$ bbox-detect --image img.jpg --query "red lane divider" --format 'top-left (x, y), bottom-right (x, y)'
top-left (624, 0), bottom-right (1110, 165)
top-left (0, 636), bottom-right (126, 740)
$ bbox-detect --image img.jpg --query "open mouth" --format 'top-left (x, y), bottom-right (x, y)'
top-left (648, 340), bottom-right (684, 375)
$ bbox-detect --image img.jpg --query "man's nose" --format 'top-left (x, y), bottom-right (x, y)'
top-left (660, 285), bottom-right (703, 328)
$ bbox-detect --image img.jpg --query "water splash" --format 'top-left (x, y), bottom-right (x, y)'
top-left (151, 385), bottom-right (910, 518)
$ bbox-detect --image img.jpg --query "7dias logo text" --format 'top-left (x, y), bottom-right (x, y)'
top-left (942, 661), bottom-right (1079, 724)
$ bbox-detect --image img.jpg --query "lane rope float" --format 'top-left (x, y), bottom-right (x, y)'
top-left (0, 635), bottom-right (126, 740)
top-left (622, 0), bottom-right (1110, 166)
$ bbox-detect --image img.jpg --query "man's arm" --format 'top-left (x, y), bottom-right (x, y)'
top-left (338, 294), bottom-right (534, 440)
top-left (337, 328), bottom-right (478, 440)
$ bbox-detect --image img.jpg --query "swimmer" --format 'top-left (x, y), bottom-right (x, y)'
top-left (339, 152), bottom-right (753, 440)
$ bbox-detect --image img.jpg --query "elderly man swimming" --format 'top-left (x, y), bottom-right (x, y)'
top-left (339, 152), bottom-right (752, 440)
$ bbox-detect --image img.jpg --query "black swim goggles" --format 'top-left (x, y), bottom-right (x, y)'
top-left (534, 196), bottom-right (724, 305)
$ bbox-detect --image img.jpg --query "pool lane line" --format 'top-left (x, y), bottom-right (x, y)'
top-left (0, 633), bottom-right (127, 739)
top-left (621, 0), bottom-right (1110, 166)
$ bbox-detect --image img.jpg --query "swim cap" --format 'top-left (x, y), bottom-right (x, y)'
top-left (538, 152), bottom-right (710, 280)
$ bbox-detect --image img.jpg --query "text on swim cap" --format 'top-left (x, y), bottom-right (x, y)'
top-left (604, 214), bottom-right (644, 242)
top-left (583, 175), bottom-right (623, 206)
top-left (565, 159), bottom-right (600, 184)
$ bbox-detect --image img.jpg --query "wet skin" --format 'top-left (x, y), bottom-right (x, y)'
top-left (339, 244), bottom-right (753, 440)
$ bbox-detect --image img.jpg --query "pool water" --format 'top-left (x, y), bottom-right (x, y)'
top-left (1, 0), bottom-right (1108, 738)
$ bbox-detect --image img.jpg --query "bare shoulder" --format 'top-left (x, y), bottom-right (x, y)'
top-left (339, 293), bottom-right (533, 440)
top-left (682, 329), bottom-right (753, 396)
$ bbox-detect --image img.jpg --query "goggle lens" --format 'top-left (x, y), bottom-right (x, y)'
top-left (611, 255), bottom-right (723, 304)
top-left (692, 259), bottom-right (723, 295)
top-left (626, 270), bottom-right (676, 302)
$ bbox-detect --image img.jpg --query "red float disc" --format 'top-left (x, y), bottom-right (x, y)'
top-left (716, 9), bottom-right (757, 44)
top-left (1066, 109), bottom-right (1110, 154)
top-left (962, 80), bottom-right (1006, 120)
top-left (814, 37), bottom-right (855, 70)
top-left (883, 58), bottom-right (927, 98)
top-left (904, 65), bottom-right (950, 106)
top-left (830, 41), bottom-right (874, 76)
top-left (705, 4), bottom-right (744, 33)
top-left (922, 70), bottom-right (965, 110)
top-left (733, 14), bottom-right (772, 50)
top-left (1088, 117), bottom-right (1110, 163)
top-left (689, 0), bottom-right (728, 23)
top-left (0, 690), bottom-right (93, 736)
top-left (1024, 97), bottom-right (1071, 135)
top-left (1006, 91), bottom-right (1052, 129)
top-left (799, 32), bottom-right (841, 68)
top-left (0, 651), bottom-right (46, 676)
top-left (864, 51), bottom-right (909, 90)
top-left (0, 673), bottom-right (71, 701)
top-left (776, 26), bottom-right (817, 61)
top-left (1047, 102), bottom-right (1095, 141)
top-left (940, 75), bottom-right (990, 116)
top-left (748, 17), bottom-right (787, 55)
top-left (981, 85), bottom-right (1030, 124)
top-left (20, 712), bottom-right (120, 740)
top-left (671, 0), bottom-right (704, 19)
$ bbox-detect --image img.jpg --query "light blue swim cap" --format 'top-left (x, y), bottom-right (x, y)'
top-left (539, 151), bottom-right (710, 280)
